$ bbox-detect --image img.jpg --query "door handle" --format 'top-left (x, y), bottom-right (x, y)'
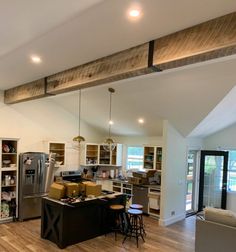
top-left (24, 194), bottom-right (47, 199)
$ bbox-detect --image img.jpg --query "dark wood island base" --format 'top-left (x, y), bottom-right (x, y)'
top-left (41, 194), bottom-right (126, 249)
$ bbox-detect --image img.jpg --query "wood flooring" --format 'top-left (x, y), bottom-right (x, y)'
top-left (0, 216), bottom-right (195, 252)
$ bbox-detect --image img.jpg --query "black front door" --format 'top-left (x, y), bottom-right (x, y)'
top-left (198, 150), bottom-right (228, 211)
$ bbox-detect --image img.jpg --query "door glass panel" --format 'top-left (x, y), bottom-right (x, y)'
top-left (203, 155), bottom-right (224, 208)
top-left (186, 150), bottom-right (197, 212)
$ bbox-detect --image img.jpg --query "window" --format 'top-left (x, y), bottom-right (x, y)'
top-left (126, 146), bottom-right (144, 169)
top-left (228, 150), bottom-right (236, 191)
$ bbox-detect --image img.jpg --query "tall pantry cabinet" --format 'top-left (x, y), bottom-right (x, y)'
top-left (0, 138), bottom-right (18, 222)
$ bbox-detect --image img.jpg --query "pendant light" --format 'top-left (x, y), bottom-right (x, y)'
top-left (73, 89), bottom-right (85, 143)
top-left (103, 88), bottom-right (116, 152)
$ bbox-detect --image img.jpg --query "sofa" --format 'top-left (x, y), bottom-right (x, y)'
top-left (195, 207), bottom-right (236, 252)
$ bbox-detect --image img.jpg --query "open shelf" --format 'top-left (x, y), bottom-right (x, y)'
top-left (49, 142), bottom-right (65, 165)
top-left (0, 138), bottom-right (18, 223)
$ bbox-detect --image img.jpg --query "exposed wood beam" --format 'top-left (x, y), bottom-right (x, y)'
top-left (4, 78), bottom-right (46, 104)
top-left (46, 42), bottom-right (154, 95)
top-left (4, 12), bottom-right (236, 104)
top-left (153, 12), bottom-right (236, 69)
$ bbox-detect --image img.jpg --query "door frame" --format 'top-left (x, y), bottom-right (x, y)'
top-left (198, 150), bottom-right (228, 212)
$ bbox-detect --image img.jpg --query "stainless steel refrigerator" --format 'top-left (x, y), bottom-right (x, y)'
top-left (18, 152), bottom-right (55, 221)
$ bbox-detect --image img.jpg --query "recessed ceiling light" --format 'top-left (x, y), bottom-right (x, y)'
top-left (129, 9), bottom-right (140, 17)
top-left (138, 118), bottom-right (144, 124)
top-left (31, 55), bottom-right (42, 64)
top-left (109, 120), bottom-right (114, 125)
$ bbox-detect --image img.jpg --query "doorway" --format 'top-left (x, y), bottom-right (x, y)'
top-left (198, 150), bottom-right (228, 212)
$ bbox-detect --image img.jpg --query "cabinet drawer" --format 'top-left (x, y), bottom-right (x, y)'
top-left (149, 197), bottom-right (160, 210)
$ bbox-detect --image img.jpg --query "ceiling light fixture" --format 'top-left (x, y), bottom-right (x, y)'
top-left (129, 9), bottom-right (140, 17)
top-left (31, 55), bottom-right (42, 64)
top-left (103, 88), bottom-right (116, 152)
top-left (73, 89), bottom-right (85, 144)
top-left (138, 118), bottom-right (144, 124)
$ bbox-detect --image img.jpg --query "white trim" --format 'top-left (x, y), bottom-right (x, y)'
top-left (158, 213), bottom-right (185, 226)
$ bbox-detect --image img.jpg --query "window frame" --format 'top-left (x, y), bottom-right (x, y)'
top-left (227, 150), bottom-right (236, 192)
top-left (126, 145), bottom-right (144, 170)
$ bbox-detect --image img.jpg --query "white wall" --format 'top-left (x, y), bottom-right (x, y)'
top-left (160, 120), bottom-right (187, 226)
top-left (186, 137), bottom-right (203, 150)
top-left (0, 92), bottom-right (104, 173)
top-left (115, 136), bottom-right (162, 146)
top-left (203, 123), bottom-right (236, 150)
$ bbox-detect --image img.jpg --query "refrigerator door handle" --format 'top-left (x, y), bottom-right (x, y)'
top-left (24, 194), bottom-right (48, 199)
top-left (38, 159), bottom-right (42, 188)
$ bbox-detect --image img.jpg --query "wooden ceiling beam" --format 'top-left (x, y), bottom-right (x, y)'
top-left (153, 12), bottom-right (236, 69)
top-left (4, 12), bottom-right (236, 104)
top-left (46, 42), bottom-right (154, 95)
top-left (4, 78), bottom-right (47, 104)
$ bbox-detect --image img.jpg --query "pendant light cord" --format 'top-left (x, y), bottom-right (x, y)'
top-left (79, 89), bottom-right (81, 136)
top-left (108, 90), bottom-right (112, 138)
top-left (108, 88), bottom-right (115, 138)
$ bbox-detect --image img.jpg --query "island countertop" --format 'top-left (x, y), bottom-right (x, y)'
top-left (44, 191), bottom-right (123, 206)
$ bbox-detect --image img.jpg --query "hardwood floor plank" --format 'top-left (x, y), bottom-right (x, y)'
top-left (0, 216), bottom-right (195, 251)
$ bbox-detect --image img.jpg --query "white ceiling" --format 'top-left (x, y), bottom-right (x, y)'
top-left (51, 56), bottom-right (236, 137)
top-left (2, 0), bottom-right (236, 138)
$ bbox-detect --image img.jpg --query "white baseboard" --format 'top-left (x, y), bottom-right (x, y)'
top-left (159, 213), bottom-right (185, 226)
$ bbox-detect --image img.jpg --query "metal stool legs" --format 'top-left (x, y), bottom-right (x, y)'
top-left (122, 209), bottom-right (145, 248)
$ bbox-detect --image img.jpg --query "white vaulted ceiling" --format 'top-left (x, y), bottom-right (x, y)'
top-left (1, 0), bottom-right (236, 137)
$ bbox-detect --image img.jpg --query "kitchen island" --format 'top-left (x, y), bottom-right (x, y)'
top-left (41, 193), bottom-right (126, 249)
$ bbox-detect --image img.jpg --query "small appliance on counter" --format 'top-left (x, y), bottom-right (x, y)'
top-left (60, 170), bottom-right (82, 183)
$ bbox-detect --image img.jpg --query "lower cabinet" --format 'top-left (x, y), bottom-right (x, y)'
top-left (148, 187), bottom-right (161, 218)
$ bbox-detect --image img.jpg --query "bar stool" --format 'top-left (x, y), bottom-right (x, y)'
top-left (130, 204), bottom-right (146, 236)
top-left (109, 204), bottom-right (125, 240)
top-left (123, 209), bottom-right (145, 248)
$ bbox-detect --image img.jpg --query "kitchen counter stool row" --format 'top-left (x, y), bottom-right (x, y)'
top-left (109, 202), bottom-right (146, 248)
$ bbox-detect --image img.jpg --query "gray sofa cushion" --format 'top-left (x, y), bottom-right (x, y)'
top-left (204, 207), bottom-right (236, 227)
